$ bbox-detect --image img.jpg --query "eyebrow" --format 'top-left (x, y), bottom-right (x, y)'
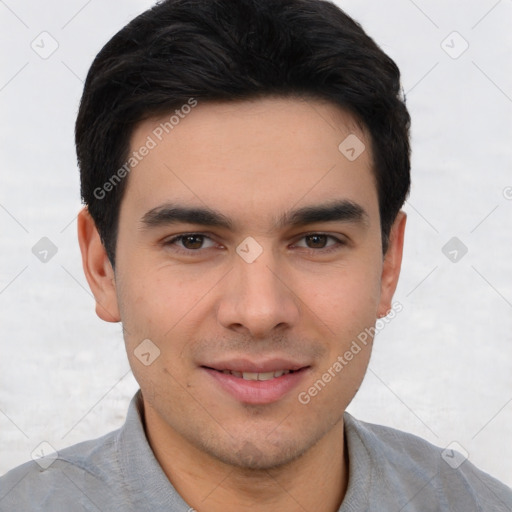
top-left (141, 205), bottom-right (233, 230)
top-left (279, 200), bottom-right (369, 229)
top-left (140, 199), bottom-right (369, 231)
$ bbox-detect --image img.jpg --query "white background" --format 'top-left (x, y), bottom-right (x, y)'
top-left (1, 0), bottom-right (511, 489)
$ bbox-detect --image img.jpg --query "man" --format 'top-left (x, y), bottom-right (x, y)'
top-left (1, 0), bottom-right (510, 510)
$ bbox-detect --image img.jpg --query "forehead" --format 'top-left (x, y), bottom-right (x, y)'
top-left (122, 97), bottom-right (378, 228)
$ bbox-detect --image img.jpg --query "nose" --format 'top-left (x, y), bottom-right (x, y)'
top-left (216, 245), bottom-right (301, 339)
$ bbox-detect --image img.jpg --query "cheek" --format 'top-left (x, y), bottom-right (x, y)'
top-left (119, 276), bottom-right (197, 402)
top-left (118, 268), bottom-right (217, 371)
top-left (120, 268), bottom-right (193, 330)
top-left (299, 255), bottom-right (382, 331)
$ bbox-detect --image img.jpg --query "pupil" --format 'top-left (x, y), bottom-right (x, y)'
top-left (306, 234), bottom-right (327, 248)
top-left (183, 235), bottom-right (203, 249)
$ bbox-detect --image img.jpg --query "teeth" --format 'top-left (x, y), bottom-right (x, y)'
top-left (257, 372), bottom-right (275, 381)
top-left (222, 370), bottom-right (291, 380)
top-left (242, 372), bottom-right (259, 380)
top-left (217, 369), bottom-right (294, 379)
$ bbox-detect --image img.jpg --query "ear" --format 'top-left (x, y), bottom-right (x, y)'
top-left (377, 211), bottom-right (406, 318)
top-left (77, 207), bottom-right (121, 323)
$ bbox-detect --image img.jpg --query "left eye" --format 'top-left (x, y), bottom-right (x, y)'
top-left (294, 234), bottom-right (342, 250)
top-left (165, 234), bottom-right (216, 251)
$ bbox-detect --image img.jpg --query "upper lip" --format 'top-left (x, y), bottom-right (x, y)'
top-left (201, 358), bottom-right (310, 373)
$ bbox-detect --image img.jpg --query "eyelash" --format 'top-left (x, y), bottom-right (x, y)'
top-left (163, 232), bottom-right (347, 255)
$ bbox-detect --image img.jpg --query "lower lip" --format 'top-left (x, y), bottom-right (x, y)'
top-left (203, 368), bottom-right (309, 405)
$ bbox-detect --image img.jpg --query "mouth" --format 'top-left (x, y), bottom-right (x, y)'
top-left (201, 363), bottom-right (310, 404)
top-left (209, 368), bottom-right (297, 380)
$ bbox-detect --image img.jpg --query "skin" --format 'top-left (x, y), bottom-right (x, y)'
top-left (78, 96), bottom-right (406, 511)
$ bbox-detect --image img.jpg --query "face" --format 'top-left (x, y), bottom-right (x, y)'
top-left (79, 97), bottom-right (405, 470)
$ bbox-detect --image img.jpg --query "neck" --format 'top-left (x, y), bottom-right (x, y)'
top-left (143, 403), bottom-right (348, 512)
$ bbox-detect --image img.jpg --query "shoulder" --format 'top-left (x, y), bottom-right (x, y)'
top-left (0, 429), bottom-right (126, 511)
top-left (343, 413), bottom-right (512, 511)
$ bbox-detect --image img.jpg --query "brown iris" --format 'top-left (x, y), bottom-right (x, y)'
top-left (304, 234), bottom-right (328, 249)
top-left (181, 234), bottom-right (204, 249)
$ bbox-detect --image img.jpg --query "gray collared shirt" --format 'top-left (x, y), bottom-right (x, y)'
top-left (1, 391), bottom-right (511, 511)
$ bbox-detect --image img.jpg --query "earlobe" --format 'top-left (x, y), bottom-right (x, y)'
top-left (77, 207), bottom-right (121, 323)
top-left (377, 211), bottom-right (407, 318)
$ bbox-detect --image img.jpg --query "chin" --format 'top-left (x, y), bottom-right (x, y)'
top-left (199, 430), bottom-right (317, 471)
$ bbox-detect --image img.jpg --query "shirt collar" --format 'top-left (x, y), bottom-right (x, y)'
top-left (115, 390), bottom-right (192, 510)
